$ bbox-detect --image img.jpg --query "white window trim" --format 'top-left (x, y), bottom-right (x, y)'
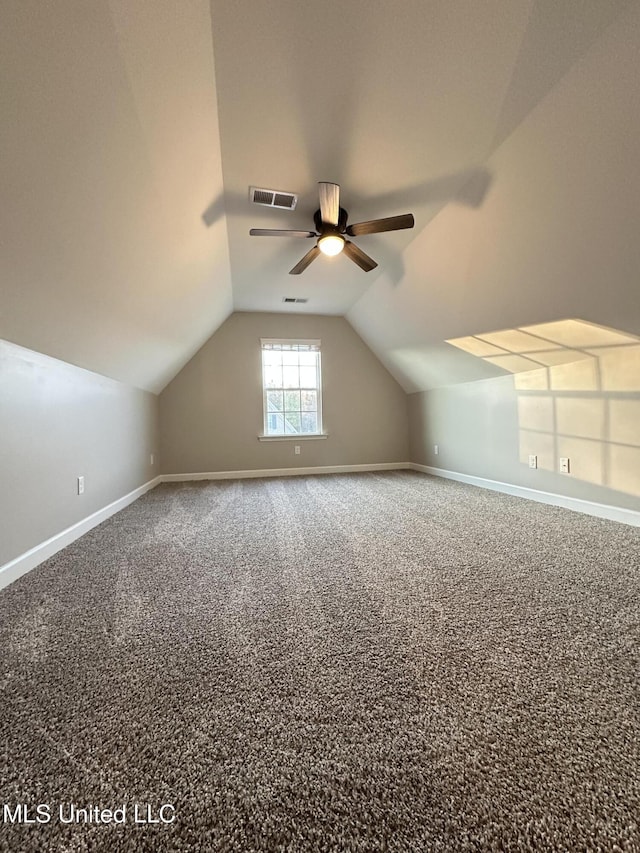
top-left (260, 338), bottom-right (323, 438)
top-left (261, 338), bottom-right (321, 348)
top-left (258, 433), bottom-right (328, 441)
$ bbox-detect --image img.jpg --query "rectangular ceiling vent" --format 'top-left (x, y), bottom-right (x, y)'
top-left (282, 297), bottom-right (308, 303)
top-left (250, 186), bottom-right (298, 210)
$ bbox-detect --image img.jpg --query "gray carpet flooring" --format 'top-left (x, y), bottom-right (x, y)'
top-left (1, 471), bottom-right (639, 852)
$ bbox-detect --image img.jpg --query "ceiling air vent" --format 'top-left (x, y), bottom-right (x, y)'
top-left (282, 297), bottom-right (308, 304)
top-left (250, 186), bottom-right (298, 210)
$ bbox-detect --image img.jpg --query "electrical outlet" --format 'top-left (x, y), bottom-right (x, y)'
top-left (434, 444), bottom-right (439, 455)
top-left (528, 454), bottom-right (537, 469)
top-left (150, 453), bottom-right (154, 466)
top-left (560, 457), bottom-right (570, 474)
top-left (294, 445), bottom-right (301, 455)
top-left (77, 476), bottom-right (85, 495)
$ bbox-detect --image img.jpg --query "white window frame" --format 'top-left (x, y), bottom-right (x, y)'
top-left (259, 339), bottom-right (325, 439)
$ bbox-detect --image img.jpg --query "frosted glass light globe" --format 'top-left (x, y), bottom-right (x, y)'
top-left (318, 234), bottom-right (345, 256)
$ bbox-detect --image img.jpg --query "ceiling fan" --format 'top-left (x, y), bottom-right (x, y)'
top-left (249, 182), bottom-right (415, 274)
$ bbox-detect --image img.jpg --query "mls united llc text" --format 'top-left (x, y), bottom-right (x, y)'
top-left (3, 803), bottom-right (176, 825)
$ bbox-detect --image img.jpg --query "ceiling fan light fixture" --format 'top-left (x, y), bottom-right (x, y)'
top-left (318, 234), bottom-right (345, 257)
top-left (250, 181), bottom-right (414, 274)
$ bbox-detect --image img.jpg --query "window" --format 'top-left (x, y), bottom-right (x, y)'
top-left (261, 339), bottom-right (322, 436)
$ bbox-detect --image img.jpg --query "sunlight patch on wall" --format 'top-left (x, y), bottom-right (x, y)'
top-left (555, 397), bottom-right (605, 441)
top-left (517, 395), bottom-right (554, 433)
top-left (545, 357), bottom-right (600, 392)
top-left (609, 399), bottom-right (640, 445)
top-left (447, 319), bottom-right (640, 498)
top-left (610, 444), bottom-right (640, 496)
top-left (519, 429), bottom-right (555, 471)
top-left (522, 320), bottom-right (638, 350)
top-left (595, 345), bottom-right (640, 392)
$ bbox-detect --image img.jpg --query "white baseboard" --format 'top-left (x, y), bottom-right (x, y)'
top-left (0, 466), bottom-right (410, 590)
top-left (410, 463), bottom-right (640, 528)
top-left (0, 477), bottom-right (162, 592)
top-left (161, 462), bottom-right (411, 482)
top-left (6, 461), bottom-right (633, 594)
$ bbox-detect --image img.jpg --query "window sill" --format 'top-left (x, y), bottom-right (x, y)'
top-left (258, 434), bottom-right (328, 442)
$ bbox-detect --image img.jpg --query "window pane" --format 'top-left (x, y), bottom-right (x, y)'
top-left (267, 413), bottom-right (285, 434)
top-left (267, 390), bottom-right (284, 412)
top-left (301, 412), bottom-right (318, 433)
top-left (284, 411), bottom-right (301, 433)
top-left (284, 390), bottom-right (300, 411)
top-left (263, 351), bottom-right (282, 368)
top-left (298, 351), bottom-right (316, 366)
top-left (282, 366), bottom-right (299, 388)
top-left (299, 365), bottom-right (317, 388)
top-left (282, 351), bottom-right (299, 366)
top-left (301, 390), bottom-right (316, 411)
top-left (264, 365), bottom-right (282, 389)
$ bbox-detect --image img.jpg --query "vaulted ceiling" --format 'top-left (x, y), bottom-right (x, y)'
top-left (2, 0), bottom-right (639, 393)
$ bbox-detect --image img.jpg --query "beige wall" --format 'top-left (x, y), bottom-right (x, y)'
top-left (0, 340), bottom-right (159, 568)
top-left (159, 312), bottom-right (409, 474)
top-left (409, 368), bottom-right (640, 513)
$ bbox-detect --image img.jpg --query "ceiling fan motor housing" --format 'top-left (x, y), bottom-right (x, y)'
top-left (314, 207), bottom-right (348, 235)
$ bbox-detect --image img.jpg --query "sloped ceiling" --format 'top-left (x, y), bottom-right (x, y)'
top-left (2, 0), bottom-right (639, 394)
top-left (346, 0), bottom-right (640, 391)
top-left (1, 0), bottom-right (233, 393)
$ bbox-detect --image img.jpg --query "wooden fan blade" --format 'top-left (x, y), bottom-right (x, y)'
top-left (250, 229), bottom-right (316, 237)
top-left (289, 245), bottom-right (321, 275)
top-left (343, 241), bottom-right (378, 272)
top-left (318, 182), bottom-right (340, 226)
top-left (346, 213), bottom-right (414, 236)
